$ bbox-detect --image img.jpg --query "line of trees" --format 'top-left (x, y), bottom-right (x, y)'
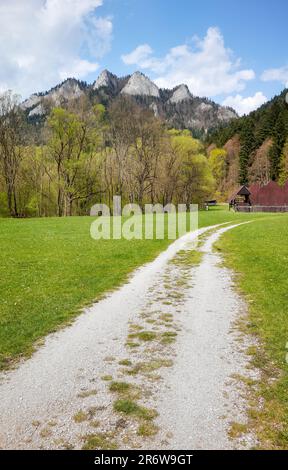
top-left (0, 92), bottom-right (215, 217)
top-left (207, 90), bottom-right (288, 188)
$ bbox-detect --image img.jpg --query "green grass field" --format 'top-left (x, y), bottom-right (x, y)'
top-left (0, 207), bottom-right (274, 369)
top-left (1, 206), bottom-right (288, 447)
top-left (216, 215), bottom-right (288, 449)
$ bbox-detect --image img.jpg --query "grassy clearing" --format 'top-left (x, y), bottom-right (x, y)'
top-left (216, 214), bottom-right (288, 449)
top-left (0, 207), bottom-right (272, 369)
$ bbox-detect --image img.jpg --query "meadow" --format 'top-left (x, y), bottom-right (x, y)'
top-left (217, 215), bottom-right (288, 449)
top-left (0, 207), bottom-right (274, 369)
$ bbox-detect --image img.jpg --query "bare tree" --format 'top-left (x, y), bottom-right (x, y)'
top-left (0, 91), bottom-right (24, 217)
top-left (129, 107), bottom-right (163, 208)
top-left (106, 97), bottom-right (137, 201)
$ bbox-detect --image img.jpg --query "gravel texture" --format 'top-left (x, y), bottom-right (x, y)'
top-left (0, 223), bottom-right (257, 450)
top-left (153, 224), bottom-right (257, 449)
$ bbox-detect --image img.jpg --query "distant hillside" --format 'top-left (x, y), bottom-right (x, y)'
top-left (20, 70), bottom-right (238, 137)
top-left (207, 89), bottom-right (288, 197)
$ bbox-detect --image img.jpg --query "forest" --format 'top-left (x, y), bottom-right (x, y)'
top-left (2, 87), bottom-right (288, 217)
top-left (207, 89), bottom-right (288, 199)
top-left (0, 91), bottom-right (215, 218)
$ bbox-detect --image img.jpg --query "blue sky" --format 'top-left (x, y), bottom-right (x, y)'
top-left (0, 0), bottom-right (287, 114)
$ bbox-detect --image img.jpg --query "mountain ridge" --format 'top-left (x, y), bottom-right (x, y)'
top-left (21, 70), bottom-right (238, 135)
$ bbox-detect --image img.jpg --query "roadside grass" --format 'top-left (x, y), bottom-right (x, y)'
top-left (113, 399), bottom-right (157, 421)
top-left (77, 389), bottom-right (97, 398)
top-left (118, 359), bottom-right (132, 367)
top-left (215, 214), bottom-right (288, 449)
top-left (73, 410), bottom-right (88, 423)
top-left (109, 381), bottom-right (141, 400)
top-left (128, 331), bottom-right (157, 342)
top-left (137, 422), bottom-right (159, 437)
top-left (125, 359), bottom-right (173, 376)
top-left (101, 375), bottom-right (113, 382)
top-left (170, 249), bottom-right (203, 267)
top-left (0, 207), bottom-right (273, 369)
top-left (82, 432), bottom-right (118, 450)
top-left (109, 381), bottom-right (130, 393)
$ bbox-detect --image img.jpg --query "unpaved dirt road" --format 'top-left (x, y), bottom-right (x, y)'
top-left (0, 223), bottom-right (256, 450)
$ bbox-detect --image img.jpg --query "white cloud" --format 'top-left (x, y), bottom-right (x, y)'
top-left (222, 92), bottom-right (268, 116)
top-left (0, 0), bottom-right (113, 98)
top-left (121, 27), bottom-right (255, 97)
top-left (122, 44), bottom-right (154, 66)
top-left (261, 66), bottom-right (288, 87)
top-left (59, 60), bottom-right (99, 81)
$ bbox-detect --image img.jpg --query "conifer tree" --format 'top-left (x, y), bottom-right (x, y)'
top-left (269, 110), bottom-right (286, 180)
top-left (239, 118), bottom-right (255, 184)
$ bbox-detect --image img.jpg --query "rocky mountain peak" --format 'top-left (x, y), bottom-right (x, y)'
top-left (21, 79), bottom-right (85, 116)
top-left (169, 84), bottom-right (192, 104)
top-left (20, 71), bottom-right (238, 133)
top-left (121, 71), bottom-right (160, 98)
top-left (217, 106), bottom-right (238, 121)
top-left (21, 94), bottom-right (41, 111)
top-left (93, 69), bottom-right (118, 92)
top-left (49, 79), bottom-right (84, 104)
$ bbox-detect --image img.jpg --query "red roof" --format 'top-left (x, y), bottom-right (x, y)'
top-left (229, 182), bottom-right (288, 205)
top-left (249, 181), bottom-right (288, 206)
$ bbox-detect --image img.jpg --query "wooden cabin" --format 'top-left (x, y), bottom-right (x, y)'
top-left (229, 182), bottom-right (288, 212)
top-left (229, 186), bottom-right (251, 209)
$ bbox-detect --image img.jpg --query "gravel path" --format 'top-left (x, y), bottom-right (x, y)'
top-left (154, 224), bottom-right (257, 449)
top-left (0, 223), bottom-right (256, 450)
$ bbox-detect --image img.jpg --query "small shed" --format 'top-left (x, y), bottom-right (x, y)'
top-left (229, 185), bottom-right (251, 209)
top-left (229, 182), bottom-right (288, 212)
top-left (205, 199), bottom-right (217, 206)
top-left (204, 199), bottom-right (217, 210)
